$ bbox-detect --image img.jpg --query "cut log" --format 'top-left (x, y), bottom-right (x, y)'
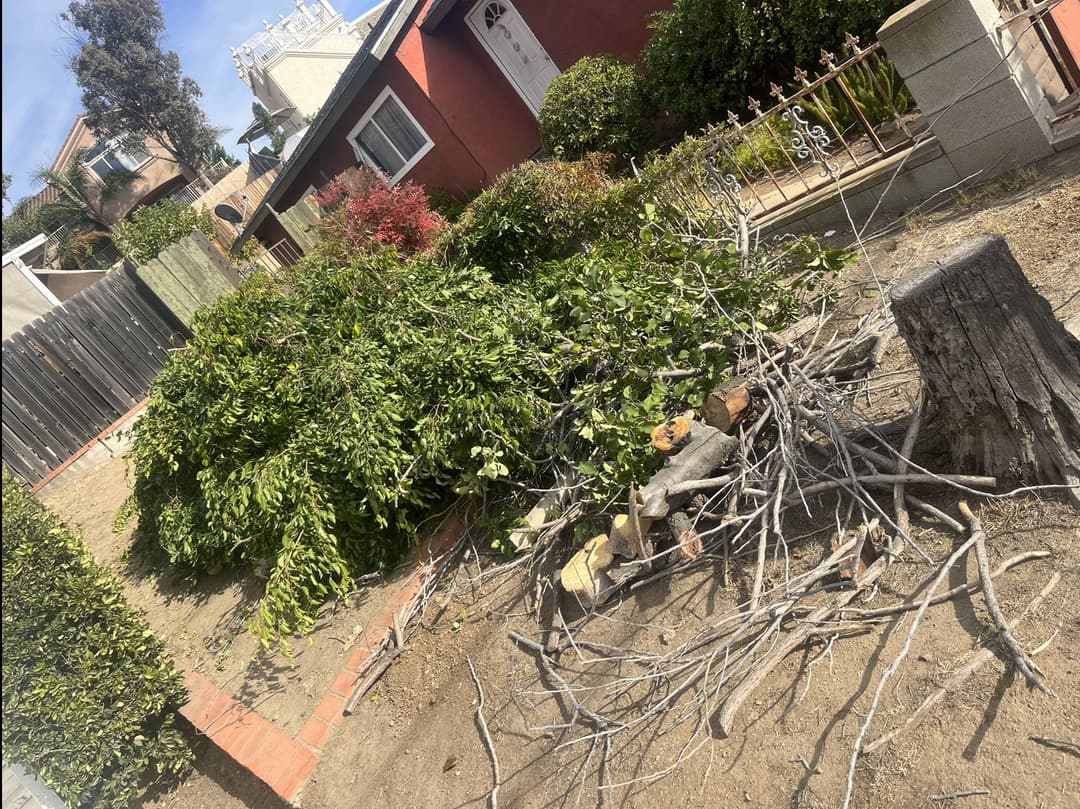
top-left (667, 510), bottom-right (703, 561)
top-left (890, 235), bottom-right (1080, 507)
top-left (610, 513), bottom-right (654, 558)
top-left (640, 420), bottom-right (740, 519)
top-left (765, 313), bottom-right (824, 350)
top-left (702, 382), bottom-right (752, 433)
top-left (651, 416), bottom-right (691, 453)
top-left (560, 534), bottom-right (616, 609)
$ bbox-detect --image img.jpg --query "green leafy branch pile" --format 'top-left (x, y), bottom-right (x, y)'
top-left (128, 159), bottom-right (848, 649)
top-left (2, 469), bottom-right (192, 809)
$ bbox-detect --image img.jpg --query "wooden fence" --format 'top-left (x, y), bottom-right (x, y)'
top-left (2, 233), bottom-right (237, 485)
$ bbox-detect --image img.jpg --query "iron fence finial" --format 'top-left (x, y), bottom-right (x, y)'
top-left (820, 48), bottom-right (836, 70)
top-left (844, 32), bottom-right (862, 55)
top-left (794, 66), bottom-right (809, 86)
top-left (769, 83), bottom-right (786, 102)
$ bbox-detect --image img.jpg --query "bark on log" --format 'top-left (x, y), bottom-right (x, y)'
top-left (640, 420), bottom-right (740, 519)
top-left (702, 382), bottom-right (752, 433)
top-left (890, 235), bottom-right (1080, 507)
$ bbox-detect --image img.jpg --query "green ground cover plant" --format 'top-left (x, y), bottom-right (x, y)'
top-left (2, 468), bottom-right (192, 809)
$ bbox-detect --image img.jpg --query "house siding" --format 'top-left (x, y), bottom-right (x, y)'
top-left (263, 0), bottom-right (672, 236)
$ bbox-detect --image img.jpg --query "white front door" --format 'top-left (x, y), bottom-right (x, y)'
top-left (467, 1), bottom-right (561, 116)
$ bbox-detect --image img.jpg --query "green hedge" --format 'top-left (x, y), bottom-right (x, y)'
top-left (1, 468), bottom-right (192, 809)
top-left (539, 54), bottom-right (647, 165)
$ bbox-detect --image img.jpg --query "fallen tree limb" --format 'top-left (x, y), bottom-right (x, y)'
top-left (863, 572), bottom-right (1060, 756)
top-left (343, 644), bottom-right (402, 715)
top-left (841, 551), bottom-right (1051, 620)
top-left (715, 530), bottom-right (903, 738)
top-left (786, 473), bottom-right (997, 502)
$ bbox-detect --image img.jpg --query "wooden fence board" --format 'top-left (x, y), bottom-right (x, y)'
top-left (2, 265), bottom-right (188, 485)
top-left (1, 362), bottom-right (89, 455)
top-left (78, 283), bottom-right (163, 379)
top-left (136, 258), bottom-right (200, 327)
top-left (2, 340), bottom-right (102, 441)
top-left (2, 421), bottom-right (49, 482)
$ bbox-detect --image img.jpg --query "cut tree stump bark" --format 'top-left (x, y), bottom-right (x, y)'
top-left (890, 235), bottom-right (1080, 507)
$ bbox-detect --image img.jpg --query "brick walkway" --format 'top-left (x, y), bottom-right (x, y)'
top-left (177, 510), bottom-right (466, 805)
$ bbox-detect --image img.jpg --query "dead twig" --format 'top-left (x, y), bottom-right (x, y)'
top-left (893, 388), bottom-right (925, 541)
top-left (467, 657), bottom-right (501, 809)
top-left (842, 505), bottom-right (983, 809)
top-left (930, 789), bottom-right (989, 801)
top-left (1028, 735), bottom-right (1080, 757)
top-left (961, 501), bottom-right (1050, 694)
top-left (863, 572), bottom-right (1060, 755)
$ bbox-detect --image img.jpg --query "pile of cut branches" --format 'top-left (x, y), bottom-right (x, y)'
top-left (497, 269), bottom-right (1071, 806)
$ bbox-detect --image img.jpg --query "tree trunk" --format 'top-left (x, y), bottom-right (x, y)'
top-left (890, 235), bottom-right (1080, 506)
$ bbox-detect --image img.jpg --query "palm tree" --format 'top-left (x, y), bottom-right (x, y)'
top-left (31, 148), bottom-right (135, 269)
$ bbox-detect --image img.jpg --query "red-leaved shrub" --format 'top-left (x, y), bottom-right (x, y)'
top-left (314, 167), bottom-right (445, 256)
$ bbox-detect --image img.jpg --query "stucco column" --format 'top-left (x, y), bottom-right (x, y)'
top-left (878, 0), bottom-right (1056, 181)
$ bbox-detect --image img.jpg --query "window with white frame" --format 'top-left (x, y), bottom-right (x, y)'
top-left (347, 88), bottom-right (433, 184)
top-left (83, 137), bottom-right (151, 183)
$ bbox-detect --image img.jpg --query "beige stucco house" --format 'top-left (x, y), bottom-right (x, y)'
top-left (231, 0), bottom-right (389, 138)
top-left (50, 114), bottom-right (192, 227)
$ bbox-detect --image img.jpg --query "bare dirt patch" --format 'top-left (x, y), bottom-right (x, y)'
top-left (302, 152), bottom-right (1080, 809)
top-left (40, 453), bottom-right (421, 739)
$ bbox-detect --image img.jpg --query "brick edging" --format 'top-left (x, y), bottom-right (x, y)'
top-left (176, 507), bottom-right (467, 805)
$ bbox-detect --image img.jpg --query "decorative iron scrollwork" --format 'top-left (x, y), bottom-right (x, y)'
top-left (782, 104), bottom-right (836, 177)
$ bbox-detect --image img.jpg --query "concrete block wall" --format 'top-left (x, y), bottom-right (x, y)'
top-left (877, 0), bottom-right (1059, 182)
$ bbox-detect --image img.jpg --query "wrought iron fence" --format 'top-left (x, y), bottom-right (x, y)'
top-left (662, 35), bottom-right (926, 222)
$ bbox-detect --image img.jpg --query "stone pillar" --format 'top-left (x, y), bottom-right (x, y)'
top-left (878, 0), bottom-right (1056, 182)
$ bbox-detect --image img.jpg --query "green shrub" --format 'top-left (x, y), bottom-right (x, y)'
top-left (128, 205), bottom-right (847, 647)
top-left (803, 54), bottom-right (914, 133)
top-left (436, 156), bottom-right (628, 282)
top-left (643, 0), bottom-right (907, 133)
top-left (127, 250), bottom-right (556, 646)
top-left (1, 468), bottom-right (192, 809)
top-left (113, 198), bottom-right (217, 264)
top-left (539, 54), bottom-right (647, 164)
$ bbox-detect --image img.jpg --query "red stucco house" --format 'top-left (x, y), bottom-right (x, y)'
top-left (238, 0), bottom-right (673, 250)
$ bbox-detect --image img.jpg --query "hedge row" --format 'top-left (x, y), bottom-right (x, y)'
top-left (1, 468), bottom-right (192, 809)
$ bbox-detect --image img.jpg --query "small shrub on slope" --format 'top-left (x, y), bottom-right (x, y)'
top-left (314, 166), bottom-right (445, 256)
top-left (539, 54), bottom-right (647, 165)
top-left (437, 156), bottom-right (630, 282)
top-left (2, 468), bottom-right (192, 809)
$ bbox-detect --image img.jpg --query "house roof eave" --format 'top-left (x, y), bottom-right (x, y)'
top-left (419, 0), bottom-right (459, 32)
top-left (234, 0), bottom-right (423, 251)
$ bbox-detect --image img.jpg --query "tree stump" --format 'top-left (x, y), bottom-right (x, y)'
top-left (890, 235), bottom-right (1080, 507)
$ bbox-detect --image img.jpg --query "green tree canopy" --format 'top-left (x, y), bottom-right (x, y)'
top-left (63, 0), bottom-right (221, 188)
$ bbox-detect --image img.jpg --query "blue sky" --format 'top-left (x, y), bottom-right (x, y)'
top-left (1, 0), bottom-right (383, 212)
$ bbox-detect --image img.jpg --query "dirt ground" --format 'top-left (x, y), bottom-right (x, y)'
top-left (41, 148), bottom-right (1079, 809)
